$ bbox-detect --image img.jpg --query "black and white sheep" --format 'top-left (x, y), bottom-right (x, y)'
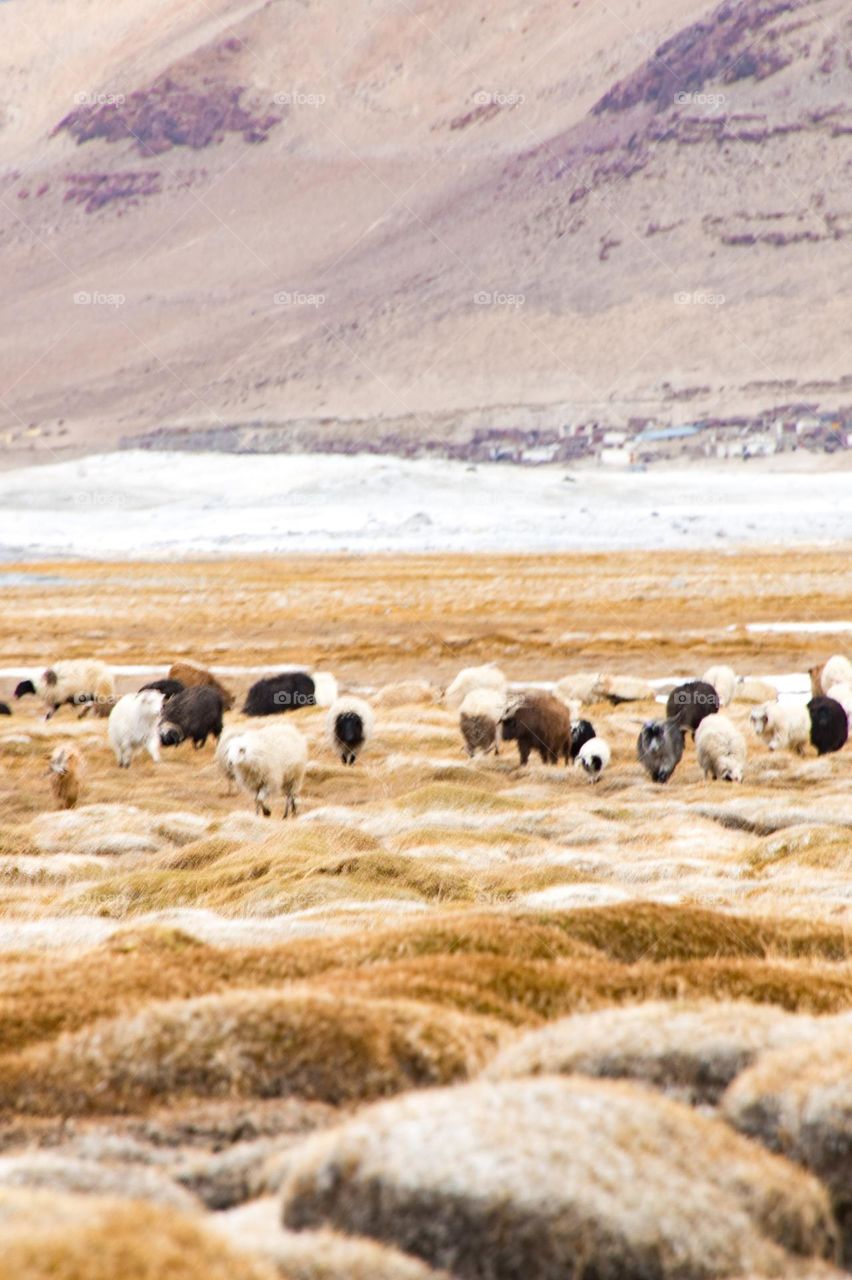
top-left (327, 695), bottom-right (374, 765)
top-left (569, 719), bottom-right (597, 762)
top-left (637, 719), bottom-right (684, 784)
top-left (159, 685), bottom-right (224, 749)
top-left (459, 688), bottom-right (507, 758)
top-left (749, 701), bottom-right (810, 755)
top-left (139, 677), bottom-right (185, 701)
top-left (500, 692), bottom-right (572, 766)
top-left (108, 690), bottom-right (164, 768)
top-left (666, 680), bottom-right (720, 737)
top-left (243, 672), bottom-right (318, 717)
top-left (576, 736), bottom-right (611, 783)
top-left (695, 713), bottom-right (746, 782)
top-left (807, 696), bottom-right (849, 756)
top-left (225, 723), bottom-right (308, 818)
top-left (14, 660), bottom-right (114, 720)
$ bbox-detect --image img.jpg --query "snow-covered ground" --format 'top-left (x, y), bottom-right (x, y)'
top-left (0, 451), bottom-right (850, 557)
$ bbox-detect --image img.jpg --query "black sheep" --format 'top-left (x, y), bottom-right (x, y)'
top-left (139, 678), bottom-right (185, 701)
top-left (666, 681), bottom-right (719, 737)
top-left (243, 672), bottom-right (316, 716)
top-left (637, 718), bottom-right (684, 784)
top-left (159, 685), bottom-right (224, 749)
top-left (569, 719), bottom-right (596, 762)
top-left (808, 696), bottom-right (848, 756)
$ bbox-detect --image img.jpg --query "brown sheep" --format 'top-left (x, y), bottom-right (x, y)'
top-left (168, 660), bottom-right (235, 711)
top-left (49, 745), bottom-right (83, 809)
top-left (500, 692), bottom-right (572, 766)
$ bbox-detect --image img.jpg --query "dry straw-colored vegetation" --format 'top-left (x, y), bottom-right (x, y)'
top-left (0, 551), bottom-right (851, 1276)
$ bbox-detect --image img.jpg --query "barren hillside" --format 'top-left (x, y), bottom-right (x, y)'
top-left (1, 0), bottom-right (851, 461)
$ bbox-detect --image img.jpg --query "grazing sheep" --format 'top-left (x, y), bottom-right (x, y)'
top-left (327, 695), bottom-right (375, 765)
top-left (49, 745), bottom-right (83, 809)
top-left (499, 692), bottom-right (572, 766)
top-left (14, 660), bottom-right (114, 721)
top-left (159, 685), bottom-right (224, 749)
top-left (569, 718), bottom-right (596, 762)
top-left (108, 690), bottom-right (164, 768)
top-left (808, 696), bottom-right (849, 756)
top-left (215, 725), bottom-right (245, 795)
top-left (810, 653), bottom-right (852, 698)
top-left (226, 723), bottom-right (308, 818)
top-left (666, 680), bottom-right (720, 736)
top-left (749, 701), bottom-right (810, 755)
top-left (577, 737), bottom-right (611, 783)
top-left (0, 702), bottom-right (10, 716)
top-left (444, 664), bottom-right (507, 712)
top-left (243, 672), bottom-right (316, 717)
top-left (637, 719), bottom-right (684, 784)
top-left (312, 671), bottom-right (339, 708)
top-left (168, 660), bottom-right (235, 711)
top-left (459, 688), bottom-right (506, 758)
top-left (702, 664), bottom-right (737, 708)
top-left (695, 713), bottom-right (746, 782)
top-left (139, 677), bottom-right (184, 701)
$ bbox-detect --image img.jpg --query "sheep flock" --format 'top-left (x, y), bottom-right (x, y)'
top-left (2, 596), bottom-right (852, 1280)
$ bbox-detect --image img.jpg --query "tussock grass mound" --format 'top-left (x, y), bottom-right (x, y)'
top-left (397, 783), bottom-right (522, 814)
top-left (723, 1026), bottom-right (852, 1263)
top-left (215, 1198), bottom-right (453, 1279)
top-left (0, 1152), bottom-right (199, 1211)
top-left (281, 1077), bottom-right (838, 1280)
top-left (537, 903), bottom-right (852, 963)
top-left (748, 826), bottom-right (852, 874)
top-left (0, 1190), bottom-right (277, 1280)
top-left (0, 990), bottom-right (505, 1114)
top-left (483, 1000), bottom-right (832, 1102)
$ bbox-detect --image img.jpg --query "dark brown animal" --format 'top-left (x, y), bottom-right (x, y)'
top-left (500, 693), bottom-right (572, 766)
top-left (168, 661), bottom-right (235, 711)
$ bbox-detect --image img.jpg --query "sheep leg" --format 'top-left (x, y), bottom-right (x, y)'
top-left (147, 733), bottom-right (161, 764)
top-left (518, 739), bottom-right (531, 766)
top-left (255, 785), bottom-right (272, 817)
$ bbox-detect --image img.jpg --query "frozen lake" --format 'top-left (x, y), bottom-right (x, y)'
top-left (0, 451), bottom-right (850, 557)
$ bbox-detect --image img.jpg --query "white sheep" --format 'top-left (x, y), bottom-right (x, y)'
top-left (311, 671), bottom-right (339, 708)
top-left (702, 664), bottom-right (737, 708)
top-left (327, 695), bottom-right (374, 765)
top-left (459, 687), bottom-right (507, 757)
top-left (215, 724), bottom-right (245, 794)
top-left (749, 701), bottom-right (810, 755)
top-left (226, 722), bottom-right (308, 818)
top-left (107, 690), bottom-right (164, 768)
top-left (819, 654), bottom-right (852, 697)
top-left (444, 663), bottom-right (507, 712)
top-left (695, 713), bottom-right (746, 783)
top-left (576, 736), bottom-right (611, 783)
top-left (14, 660), bottom-right (114, 720)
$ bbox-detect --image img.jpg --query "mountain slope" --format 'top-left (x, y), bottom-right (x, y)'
top-left (1, 0), bottom-right (851, 461)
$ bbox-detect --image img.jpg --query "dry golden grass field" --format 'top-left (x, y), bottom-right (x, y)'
top-left (0, 550), bottom-right (851, 1280)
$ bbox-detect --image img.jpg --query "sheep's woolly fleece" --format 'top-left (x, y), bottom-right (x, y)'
top-left (723, 1025), bottom-right (852, 1261)
top-left (0, 989), bottom-right (505, 1113)
top-left (280, 1076), bottom-right (838, 1280)
top-left (481, 1000), bottom-right (837, 1103)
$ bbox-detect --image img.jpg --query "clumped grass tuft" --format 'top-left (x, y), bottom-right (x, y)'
top-left (397, 783), bottom-right (522, 814)
top-left (0, 1190), bottom-right (276, 1280)
top-left (0, 991), bottom-right (505, 1114)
